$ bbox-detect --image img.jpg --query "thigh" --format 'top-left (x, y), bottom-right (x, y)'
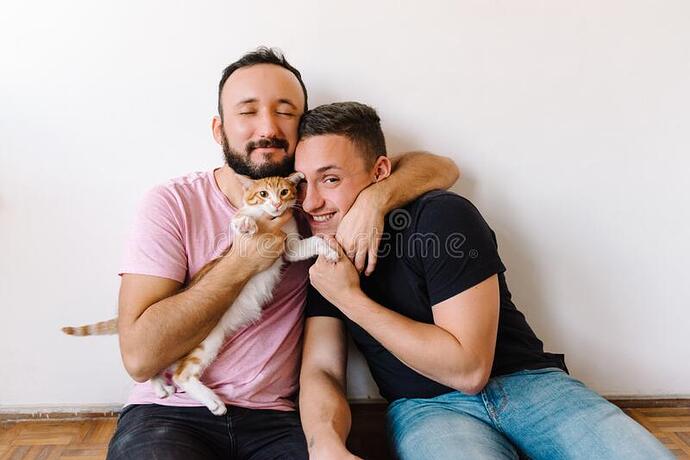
top-left (492, 369), bottom-right (674, 460)
top-left (387, 397), bottom-right (519, 460)
top-left (233, 408), bottom-right (308, 460)
top-left (107, 404), bottom-right (227, 460)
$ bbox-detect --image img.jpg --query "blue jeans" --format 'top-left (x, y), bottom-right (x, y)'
top-left (387, 368), bottom-right (673, 460)
top-left (107, 404), bottom-right (307, 460)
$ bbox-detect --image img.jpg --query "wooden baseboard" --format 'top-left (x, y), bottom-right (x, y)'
top-left (607, 398), bottom-right (690, 409)
top-left (0, 405), bottom-right (120, 422)
top-left (1, 398), bottom-right (688, 422)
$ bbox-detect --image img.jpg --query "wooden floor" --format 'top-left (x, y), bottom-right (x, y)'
top-left (1, 407), bottom-right (689, 459)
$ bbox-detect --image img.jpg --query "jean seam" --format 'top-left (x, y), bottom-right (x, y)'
top-left (481, 384), bottom-right (508, 434)
top-left (493, 380), bottom-right (509, 414)
top-left (226, 410), bottom-right (236, 458)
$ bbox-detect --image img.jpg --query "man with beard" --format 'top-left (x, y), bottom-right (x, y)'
top-left (106, 48), bottom-right (459, 460)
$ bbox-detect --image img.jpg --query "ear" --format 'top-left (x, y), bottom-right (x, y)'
top-left (372, 156), bottom-right (392, 182)
top-left (211, 116), bottom-right (224, 145)
top-left (286, 171), bottom-right (304, 185)
top-left (236, 174), bottom-right (254, 190)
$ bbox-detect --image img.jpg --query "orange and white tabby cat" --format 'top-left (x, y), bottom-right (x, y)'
top-left (63, 172), bottom-right (338, 415)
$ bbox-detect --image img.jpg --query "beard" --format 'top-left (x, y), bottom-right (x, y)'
top-left (222, 134), bottom-right (294, 179)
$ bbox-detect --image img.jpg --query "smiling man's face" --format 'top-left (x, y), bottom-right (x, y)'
top-left (295, 134), bottom-right (376, 236)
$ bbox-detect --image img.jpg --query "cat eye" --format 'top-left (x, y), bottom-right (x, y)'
top-left (280, 189), bottom-right (289, 197)
top-left (259, 191), bottom-right (268, 198)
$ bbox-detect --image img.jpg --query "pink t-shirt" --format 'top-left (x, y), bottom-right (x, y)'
top-left (120, 170), bottom-right (311, 411)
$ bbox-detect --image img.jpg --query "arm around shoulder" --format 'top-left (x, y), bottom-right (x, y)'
top-left (336, 152), bottom-right (460, 275)
top-left (376, 151), bottom-right (460, 211)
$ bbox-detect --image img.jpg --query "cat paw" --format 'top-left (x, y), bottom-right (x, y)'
top-left (208, 399), bottom-right (227, 416)
top-left (151, 377), bottom-right (176, 399)
top-left (154, 383), bottom-right (176, 399)
top-left (232, 215), bottom-right (258, 236)
top-left (322, 245), bottom-right (340, 263)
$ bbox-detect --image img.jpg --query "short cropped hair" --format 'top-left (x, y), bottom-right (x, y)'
top-left (217, 46), bottom-right (308, 119)
top-left (298, 102), bottom-right (387, 166)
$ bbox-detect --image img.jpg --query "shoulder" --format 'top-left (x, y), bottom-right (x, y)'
top-left (142, 170), bottom-right (216, 212)
top-left (156, 170), bottom-right (215, 201)
top-left (399, 190), bottom-right (489, 233)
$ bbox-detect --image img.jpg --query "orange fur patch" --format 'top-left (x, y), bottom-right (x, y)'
top-left (242, 176), bottom-right (298, 206)
top-left (174, 350), bottom-right (203, 380)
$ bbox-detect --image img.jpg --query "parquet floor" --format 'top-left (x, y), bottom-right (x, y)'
top-left (0, 407), bottom-right (689, 459)
top-left (0, 419), bottom-right (115, 460)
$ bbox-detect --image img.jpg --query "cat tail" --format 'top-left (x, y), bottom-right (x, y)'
top-left (62, 318), bottom-right (118, 336)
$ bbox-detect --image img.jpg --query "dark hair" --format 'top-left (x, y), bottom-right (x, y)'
top-left (217, 46), bottom-right (308, 119)
top-left (298, 102), bottom-right (387, 166)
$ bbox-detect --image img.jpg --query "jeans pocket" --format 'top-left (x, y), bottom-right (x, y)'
top-left (513, 367), bottom-right (565, 377)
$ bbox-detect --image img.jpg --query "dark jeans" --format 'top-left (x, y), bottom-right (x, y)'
top-left (107, 404), bottom-right (308, 460)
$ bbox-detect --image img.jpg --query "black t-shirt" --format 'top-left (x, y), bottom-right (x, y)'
top-left (306, 190), bottom-right (567, 402)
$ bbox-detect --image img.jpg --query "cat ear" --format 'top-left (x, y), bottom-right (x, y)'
top-left (235, 174), bottom-right (254, 190)
top-left (286, 171), bottom-right (304, 185)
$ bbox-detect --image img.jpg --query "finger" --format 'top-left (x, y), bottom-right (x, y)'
top-left (308, 262), bottom-right (318, 280)
top-left (365, 233), bottom-right (381, 276)
top-left (353, 242), bottom-right (367, 273)
top-left (335, 232), bottom-right (356, 261)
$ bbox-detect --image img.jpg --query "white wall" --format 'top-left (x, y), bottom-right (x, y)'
top-left (1, 0), bottom-right (689, 409)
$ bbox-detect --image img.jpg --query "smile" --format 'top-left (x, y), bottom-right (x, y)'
top-left (311, 212), bottom-right (335, 222)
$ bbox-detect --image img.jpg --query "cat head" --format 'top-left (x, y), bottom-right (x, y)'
top-left (236, 171), bottom-right (304, 217)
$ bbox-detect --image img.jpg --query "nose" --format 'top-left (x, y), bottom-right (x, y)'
top-left (301, 183), bottom-right (324, 214)
top-left (256, 111), bottom-right (280, 139)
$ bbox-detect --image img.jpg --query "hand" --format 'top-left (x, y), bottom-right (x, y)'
top-left (335, 188), bottom-right (385, 276)
top-left (229, 210), bottom-right (292, 273)
top-left (308, 240), bottom-right (362, 309)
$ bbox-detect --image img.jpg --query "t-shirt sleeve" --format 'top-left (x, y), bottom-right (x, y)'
top-left (119, 185), bottom-right (188, 283)
top-left (305, 284), bottom-right (345, 319)
top-left (412, 194), bottom-right (506, 306)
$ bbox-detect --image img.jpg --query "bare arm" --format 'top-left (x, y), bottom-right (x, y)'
top-left (336, 151), bottom-right (459, 274)
top-left (309, 254), bottom-right (500, 395)
top-left (118, 212), bottom-right (291, 382)
top-left (299, 316), bottom-right (359, 459)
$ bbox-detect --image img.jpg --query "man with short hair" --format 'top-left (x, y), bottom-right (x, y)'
top-left (297, 101), bottom-right (673, 459)
top-left (106, 49), bottom-right (459, 460)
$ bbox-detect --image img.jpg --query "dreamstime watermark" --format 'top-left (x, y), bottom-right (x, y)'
top-left (210, 209), bottom-right (480, 262)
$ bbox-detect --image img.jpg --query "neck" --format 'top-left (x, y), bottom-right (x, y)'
top-left (214, 165), bottom-right (245, 209)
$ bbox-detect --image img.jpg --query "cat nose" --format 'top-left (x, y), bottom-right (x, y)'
top-left (272, 202), bottom-right (281, 208)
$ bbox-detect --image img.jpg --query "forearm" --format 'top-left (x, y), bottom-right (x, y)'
top-left (374, 152), bottom-right (459, 212)
top-left (342, 293), bottom-right (487, 394)
top-left (119, 253), bottom-right (253, 381)
top-left (299, 370), bottom-right (352, 455)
